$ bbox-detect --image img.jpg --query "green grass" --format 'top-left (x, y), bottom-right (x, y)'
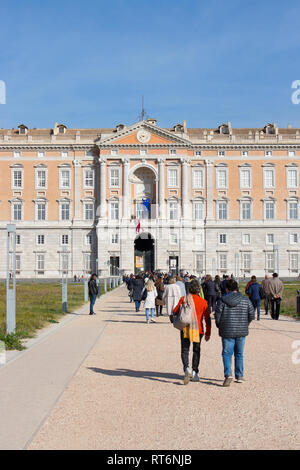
top-left (239, 282), bottom-right (300, 319)
top-left (0, 281), bottom-right (112, 350)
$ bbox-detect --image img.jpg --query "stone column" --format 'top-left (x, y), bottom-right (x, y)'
top-left (181, 157), bottom-right (191, 219)
top-left (205, 159), bottom-right (214, 220)
top-left (158, 158), bottom-right (165, 218)
top-left (122, 158), bottom-right (130, 219)
top-left (73, 159), bottom-right (81, 220)
top-left (99, 158), bottom-right (106, 218)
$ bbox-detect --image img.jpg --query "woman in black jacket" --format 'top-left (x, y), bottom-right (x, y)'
top-left (203, 275), bottom-right (217, 314)
top-left (131, 274), bottom-right (144, 312)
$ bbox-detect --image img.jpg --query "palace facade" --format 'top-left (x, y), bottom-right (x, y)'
top-left (0, 119), bottom-right (300, 278)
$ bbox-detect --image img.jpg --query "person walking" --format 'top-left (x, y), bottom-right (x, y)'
top-left (131, 274), bottom-right (144, 312)
top-left (215, 279), bottom-right (255, 387)
top-left (247, 276), bottom-right (261, 320)
top-left (262, 275), bottom-right (272, 315)
top-left (154, 277), bottom-right (165, 317)
top-left (173, 279), bottom-right (211, 384)
top-left (202, 274), bottom-right (218, 315)
top-left (163, 278), bottom-right (181, 319)
top-left (269, 273), bottom-right (284, 320)
top-left (88, 273), bottom-right (99, 315)
top-left (175, 275), bottom-right (186, 297)
top-left (214, 275), bottom-right (222, 300)
top-left (142, 279), bottom-right (157, 324)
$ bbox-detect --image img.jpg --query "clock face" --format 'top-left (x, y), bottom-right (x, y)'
top-left (137, 129), bottom-right (150, 143)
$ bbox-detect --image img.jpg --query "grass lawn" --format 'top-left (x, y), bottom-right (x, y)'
top-left (0, 281), bottom-right (110, 350)
top-left (239, 281), bottom-right (300, 319)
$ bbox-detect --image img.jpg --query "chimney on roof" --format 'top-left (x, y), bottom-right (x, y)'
top-left (183, 120), bottom-right (187, 133)
top-left (288, 124), bottom-right (292, 129)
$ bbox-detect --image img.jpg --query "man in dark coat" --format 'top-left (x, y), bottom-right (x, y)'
top-left (131, 274), bottom-right (144, 312)
top-left (88, 273), bottom-right (99, 315)
top-left (215, 279), bottom-right (255, 387)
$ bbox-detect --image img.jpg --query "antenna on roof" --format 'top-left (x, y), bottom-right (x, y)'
top-left (138, 96), bottom-right (148, 121)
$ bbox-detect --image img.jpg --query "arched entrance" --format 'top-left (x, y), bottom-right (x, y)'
top-left (134, 232), bottom-right (155, 273)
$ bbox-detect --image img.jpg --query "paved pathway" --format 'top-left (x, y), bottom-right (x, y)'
top-left (25, 286), bottom-right (300, 450)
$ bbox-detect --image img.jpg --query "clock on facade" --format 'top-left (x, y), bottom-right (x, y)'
top-left (137, 129), bottom-right (150, 143)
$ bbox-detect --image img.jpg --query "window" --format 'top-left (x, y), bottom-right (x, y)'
top-left (84, 253), bottom-right (91, 272)
top-left (16, 255), bottom-right (21, 273)
top-left (37, 254), bottom-right (45, 273)
top-left (192, 169), bottom-right (204, 189)
top-left (265, 150), bottom-right (272, 157)
top-left (13, 202), bottom-right (22, 221)
top-left (84, 168), bottom-right (94, 188)
top-left (169, 149), bottom-right (176, 155)
top-left (196, 253), bottom-right (204, 272)
top-left (242, 234), bottom-right (251, 245)
top-left (266, 253), bottom-right (274, 271)
top-left (287, 168), bottom-right (298, 188)
top-left (37, 151), bottom-right (45, 158)
top-left (14, 151), bottom-right (21, 158)
top-left (194, 151), bottom-right (202, 156)
top-left (62, 235), bottom-right (69, 245)
top-left (12, 169), bottom-right (23, 188)
top-left (241, 151), bottom-right (249, 157)
top-left (263, 168), bottom-right (275, 188)
top-left (290, 233), bottom-right (298, 244)
top-left (169, 201), bottom-right (178, 220)
top-left (170, 231), bottom-right (178, 244)
top-left (111, 233), bottom-right (119, 244)
top-left (289, 201), bottom-right (298, 220)
top-left (60, 202), bottom-right (70, 220)
top-left (109, 167), bottom-right (120, 187)
top-left (266, 233), bottom-right (274, 244)
top-left (193, 201), bottom-right (204, 220)
top-left (16, 234), bottom-right (21, 245)
top-left (219, 234), bottom-right (227, 244)
top-left (61, 151), bottom-right (69, 158)
top-left (19, 127), bottom-right (26, 135)
top-left (218, 201), bottom-right (228, 220)
top-left (195, 233), bottom-right (203, 245)
top-left (110, 201), bottom-right (119, 220)
top-left (140, 149), bottom-right (147, 156)
top-left (84, 203), bottom-right (94, 220)
top-left (110, 149), bottom-right (118, 156)
top-left (85, 234), bottom-right (92, 245)
top-left (241, 202), bottom-right (251, 220)
top-left (36, 169), bottom-right (47, 188)
top-left (242, 253), bottom-right (251, 271)
top-left (218, 151), bottom-right (225, 157)
top-left (240, 169), bottom-right (251, 188)
top-left (37, 202), bottom-right (46, 221)
top-left (61, 252), bottom-right (69, 273)
top-left (85, 150), bottom-right (94, 157)
top-left (290, 253), bottom-right (299, 271)
top-left (60, 169), bottom-right (71, 188)
top-left (265, 201), bottom-right (275, 219)
top-left (219, 254), bottom-right (227, 270)
top-left (58, 126), bottom-right (65, 134)
top-left (37, 235), bottom-right (45, 245)
top-left (167, 168), bottom-right (178, 187)
top-left (289, 151), bottom-right (296, 157)
top-left (216, 169), bottom-right (227, 188)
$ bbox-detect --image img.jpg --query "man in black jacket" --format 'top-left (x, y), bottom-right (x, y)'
top-left (88, 273), bottom-right (99, 315)
top-left (215, 279), bottom-right (255, 387)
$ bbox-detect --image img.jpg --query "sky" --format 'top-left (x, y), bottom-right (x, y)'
top-left (1, 0), bottom-right (300, 130)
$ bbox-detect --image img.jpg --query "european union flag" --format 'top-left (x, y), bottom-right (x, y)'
top-left (142, 198), bottom-right (151, 212)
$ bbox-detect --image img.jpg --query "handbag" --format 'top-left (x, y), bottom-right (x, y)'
top-left (173, 296), bottom-right (192, 331)
top-left (141, 288), bottom-right (147, 301)
top-left (155, 298), bottom-right (165, 306)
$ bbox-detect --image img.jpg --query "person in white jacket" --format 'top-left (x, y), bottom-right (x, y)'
top-left (142, 279), bottom-right (157, 324)
top-left (163, 278), bottom-right (182, 318)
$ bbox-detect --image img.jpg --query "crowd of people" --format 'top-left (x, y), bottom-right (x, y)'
top-left (123, 271), bottom-right (284, 387)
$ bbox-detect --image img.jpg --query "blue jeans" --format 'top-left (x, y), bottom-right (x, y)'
top-left (222, 337), bottom-right (246, 379)
top-left (89, 294), bottom-right (97, 314)
top-left (145, 308), bottom-right (155, 321)
top-left (135, 300), bottom-right (141, 311)
top-left (251, 298), bottom-right (261, 319)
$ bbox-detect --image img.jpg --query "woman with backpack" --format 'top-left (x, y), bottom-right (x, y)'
top-left (142, 279), bottom-right (157, 324)
top-left (173, 279), bottom-right (211, 384)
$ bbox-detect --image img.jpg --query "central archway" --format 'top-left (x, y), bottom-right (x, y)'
top-left (134, 232), bottom-right (155, 273)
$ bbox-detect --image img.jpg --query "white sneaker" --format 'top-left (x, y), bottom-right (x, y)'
top-left (146, 320), bottom-right (150, 324)
top-left (183, 367), bottom-right (192, 385)
top-left (191, 371), bottom-right (200, 382)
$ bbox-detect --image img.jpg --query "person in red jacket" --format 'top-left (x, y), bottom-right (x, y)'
top-left (173, 279), bottom-right (211, 384)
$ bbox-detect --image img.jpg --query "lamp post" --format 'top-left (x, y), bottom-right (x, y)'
top-left (235, 253), bottom-right (240, 283)
top-left (6, 224), bottom-right (16, 334)
top-left (62, 246), bottom-right (68, 313)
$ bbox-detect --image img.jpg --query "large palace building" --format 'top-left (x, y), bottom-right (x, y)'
top-left (0, 119), bottom-right (300, 278)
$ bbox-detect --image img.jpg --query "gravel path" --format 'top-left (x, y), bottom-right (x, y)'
top-left (29, 286), bottom-right (300, 450)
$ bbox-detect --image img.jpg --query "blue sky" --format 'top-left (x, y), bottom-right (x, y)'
top-left (0, 0), bottom-right (300, 129)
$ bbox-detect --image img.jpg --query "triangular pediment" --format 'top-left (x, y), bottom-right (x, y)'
top-left (97, 121), bottom-right (191, 146)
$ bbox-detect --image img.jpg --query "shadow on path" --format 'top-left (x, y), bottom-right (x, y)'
top-left (87, 367), bottom-right (223, 387)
